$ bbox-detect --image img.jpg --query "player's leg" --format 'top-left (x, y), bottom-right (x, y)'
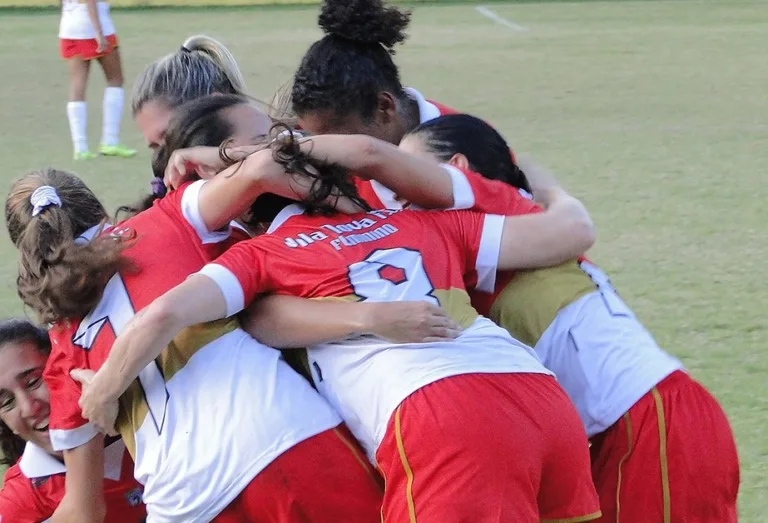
top-left (214, 424), bottom-right (383, 523)
top-left (377, 373), bottom-right (582, 523)
top-left (64, 52), bottom-right (93, 160)
top-left (591, 371), bottom-right (739, 523)
top-left (97, 42), bottom-right (136, 158)
top-left (663, 372), bottom-right (739, 522)
top-left (536, 374), bottom-right (602, 523)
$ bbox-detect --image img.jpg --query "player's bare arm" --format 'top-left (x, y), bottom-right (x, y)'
top-left (75, 276), bottom-right (227, 433)
top-left (497, 189), bottom-right (595, 270)
top-left (241, 296), bottom-right (461, 348)
top-left (50, 436), bottom-right (107, 523)
top-left (298, 134), bottom-right (458, 209)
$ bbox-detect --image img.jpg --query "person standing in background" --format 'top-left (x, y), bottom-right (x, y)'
top-left (60, 0), bottom-right (136, 160)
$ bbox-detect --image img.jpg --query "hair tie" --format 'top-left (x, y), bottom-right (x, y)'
top-left (30, 185), bottom-right (62, 217)
top-left (150, 177), bottom-right (167, 198)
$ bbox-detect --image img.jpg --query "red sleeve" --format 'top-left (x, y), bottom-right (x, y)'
top-left (44, 326), bottom-right (99, 452)
top-left (197, 239), bottom-right (271, 317)
top-left (427, 210), bottom-right (504, 294)
top-left (0, 465), bottom-right (61, 522)
top-left (444, 165), bottom-right (542, 216)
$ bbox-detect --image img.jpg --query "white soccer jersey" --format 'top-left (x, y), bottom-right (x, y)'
top-left (59, 0), bottom-right (116, 40)
top-left (45, 181), bottom-right (342, 522)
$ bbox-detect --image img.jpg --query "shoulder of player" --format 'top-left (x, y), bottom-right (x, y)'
top-left (0, 462), bottom-right (58, 515)
top-left (2, 462), bottom-right (23, 484)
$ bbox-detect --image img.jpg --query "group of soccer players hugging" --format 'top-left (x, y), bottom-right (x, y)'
top-left (0, 0), bottom-right (740, 522)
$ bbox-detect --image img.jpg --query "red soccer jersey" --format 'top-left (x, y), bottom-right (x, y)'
top-left (45, 180), bottom-right (238, 454)
top-left (0, 442), bottom-right (144, 523)
top-left (200, 205), bottom-right (555, 458)
top-left (200, 206), bottom-right (502, 325)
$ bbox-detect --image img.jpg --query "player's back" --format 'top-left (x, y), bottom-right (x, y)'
top-left (245, 206), bottom-right (550, 457)
top-left (46, 183), bottom-right (342, 522)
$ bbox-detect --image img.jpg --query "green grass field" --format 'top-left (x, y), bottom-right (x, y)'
top-left (0, 0), bottom-right (766, 518)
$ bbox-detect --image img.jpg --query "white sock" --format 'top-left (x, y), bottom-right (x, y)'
top-left (101, 87), bottom-right (124, 147)
top-left (66, 101), bottom-right (88, 153)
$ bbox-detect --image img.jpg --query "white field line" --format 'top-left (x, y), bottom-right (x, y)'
top-left (474, 5), bottom-right (529, 32)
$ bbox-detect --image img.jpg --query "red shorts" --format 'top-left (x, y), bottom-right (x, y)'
top-left (376, 373), bottom-right (600, 523)
top-left (213, 425), bottom-right (382, 522)
top-left (590, 371), bottom-right (739, 523)
top-left (60, 34), bottom-right (118, 60)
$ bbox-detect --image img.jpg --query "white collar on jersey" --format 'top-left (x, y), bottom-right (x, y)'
top-left (18, 442), bottom-right (65, 478)
top-left (18, 440), bottom-right (126, 481)
top-left (75, 222), bottom-right (113, 245)
top-left (266, 204), bottom-right (306, 234)
top-left (403, 87), bottom-right (442, 124)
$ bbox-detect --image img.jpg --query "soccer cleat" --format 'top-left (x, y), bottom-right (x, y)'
top-left (100, 144), bottom-right (137, 158)
top-left (74, 151), bottom-right (98, 160)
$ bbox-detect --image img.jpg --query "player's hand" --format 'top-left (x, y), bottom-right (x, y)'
top-left (516, 155), bottom-right (561, 205)
top-left (164, 146), bottom-right (224, 189)
top-left (95, 33), bottom-right (109, 54)
top-left (71, 369), bottom-right (120, 437)
top-left (364, 301), bottom-right (462, 343)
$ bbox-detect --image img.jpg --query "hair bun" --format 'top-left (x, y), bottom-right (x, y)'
top-left (319, 0), bottom-right (411, 50)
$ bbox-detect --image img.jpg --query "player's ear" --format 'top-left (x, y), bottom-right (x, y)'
top-left (375, 92), bottom-right (398, 123)
top-left (448, 153), bottom-right (471, 171)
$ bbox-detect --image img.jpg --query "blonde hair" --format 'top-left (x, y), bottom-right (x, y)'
top-left (131, 35), bottom-right (248, 115)
top-left (268, 78), bottom-right (299, 128)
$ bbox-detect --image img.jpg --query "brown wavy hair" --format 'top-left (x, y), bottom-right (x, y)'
top-left (5, 169), bottom-right (135, 324)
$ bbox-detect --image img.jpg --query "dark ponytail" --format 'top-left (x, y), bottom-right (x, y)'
top-left (407, 114), bottom-right (531, 193)
top-left (292, 0), bottom-right (411, 122)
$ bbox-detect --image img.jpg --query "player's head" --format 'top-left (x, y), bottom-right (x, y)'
top-left (292, 0), bottom-right (412, 144)
top-left (5, 169), bottom-right (133, 324)
top-left (132, 35), bottom-right (249, 150)
top-left (0, 318), bottom-right (54, 464)
top-left (400, 114), bottom-right (532, 192)
top-left (148, 94), bottom-right (292, 228)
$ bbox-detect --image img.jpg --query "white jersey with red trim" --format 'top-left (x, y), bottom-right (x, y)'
top-left (44, 181), bottom-right (341, 522)
top-left (197, 202), bottom-right (551, 461)
top-left (59, 0), bottom-right (116, 40)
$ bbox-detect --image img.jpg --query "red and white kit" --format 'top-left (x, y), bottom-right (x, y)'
top-left (44, 181), bottom-right (380, 523)
top-left (197, 203), bottom-right (600, 523)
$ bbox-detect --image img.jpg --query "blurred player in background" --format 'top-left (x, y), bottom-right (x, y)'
top-left (0, 318), bottom-right (145, 522)
top-left (60, 0), bottom-right (136, 160)
top-left (131, 35), bottom-right (250, 151)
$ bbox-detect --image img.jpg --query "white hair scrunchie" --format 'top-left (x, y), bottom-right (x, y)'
top-left (30, 185), bottom-right (62, 217)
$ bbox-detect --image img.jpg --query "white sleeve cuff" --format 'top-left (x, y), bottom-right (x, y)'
top-left (442, 164), bottom-right (476, 210)
top-left (475, 214), bottom-right (504, 293)
top-left (181, 180), bottom-right (232, 245)
top-left (198, 264), bottom-right (246, 317)
top-left (49, 424), bottom-right (100, 452)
